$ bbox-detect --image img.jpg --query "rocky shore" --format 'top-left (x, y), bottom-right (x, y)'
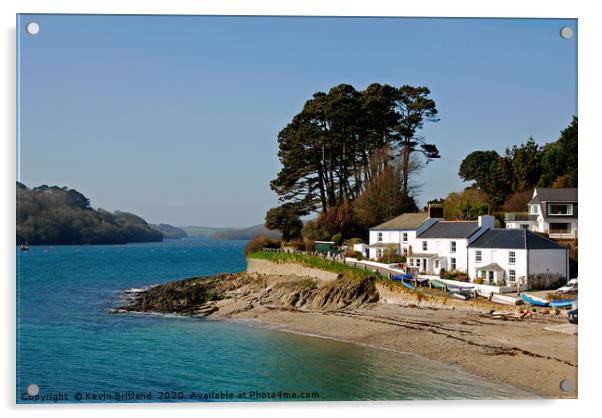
top-left (118, 270), bottom-right (577, 399)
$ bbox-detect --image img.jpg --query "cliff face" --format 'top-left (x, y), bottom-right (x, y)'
top-left (120, 272), bottom-right (379, 315)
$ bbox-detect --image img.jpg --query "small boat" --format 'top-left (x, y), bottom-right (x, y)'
top-left (19, 243), bottom-right (29, 252)
top-left (447, 284), bottom-right (474, 293)
top-left (400, 280), bottom-right (415, 291)
top-left (429, 279), bottom-right (447, 291)
top-left (550, 299), bottom-right (576, 309)
top-left (520, 293), bottom-right (550, 307)
top-left (491, 293), bottom-right (523, 306)
top-left (449, 292), bottom-right (468, 300)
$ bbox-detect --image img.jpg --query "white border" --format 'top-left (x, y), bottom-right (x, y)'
top-left (2, 1), bottom-right (600, 418)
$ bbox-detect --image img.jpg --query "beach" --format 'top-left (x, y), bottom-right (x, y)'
top-left (197, 273), bottom-right (578, 399)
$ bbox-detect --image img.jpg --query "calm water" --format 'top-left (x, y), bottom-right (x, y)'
top-left (17, 238), bottom-right (527, 403)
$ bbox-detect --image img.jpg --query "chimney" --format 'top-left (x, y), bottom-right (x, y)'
top-left (427, 203), bottom-right (444, 219)
top-left (478, 215), bottom-right (495, 230)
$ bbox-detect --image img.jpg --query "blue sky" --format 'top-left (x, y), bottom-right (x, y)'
top-left (17, 15), bottom-right (577, 227)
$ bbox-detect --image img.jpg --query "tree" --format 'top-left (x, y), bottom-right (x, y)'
top-left (506, 137), bottom-right (542, 192)
top-left (442, 188), bottom-right (489, 220)
top-left (353, 146), bottom-right (418, 229)
top-left (271, 83), bottom-right (440, 215)
top-left (264, 204), bottom-right (304, 241)
top-left (458, 150), bottom-right (500, 190)
top-left (539, 116), bottom-right (578, 187)
top-left (502, 189), bottom-right (534, 212)
top-left (394, 85), bottom-right (440, 197)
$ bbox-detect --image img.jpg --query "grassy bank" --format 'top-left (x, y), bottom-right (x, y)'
top-left (247, 251), bottom-right (385, 281)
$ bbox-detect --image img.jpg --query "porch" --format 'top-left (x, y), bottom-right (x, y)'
top-left (406, 253), bottom-right (445, 275)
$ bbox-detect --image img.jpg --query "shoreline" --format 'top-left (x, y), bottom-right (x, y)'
top-left (120, 272), bottom-right (578, 399)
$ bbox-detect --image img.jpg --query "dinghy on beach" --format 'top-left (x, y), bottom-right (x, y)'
top-left (491, 293), bottom-right (523, 306)
top-left (549, 299), bottom-right (576, 309)
top-left (519, 293), bottom-right (550, 307)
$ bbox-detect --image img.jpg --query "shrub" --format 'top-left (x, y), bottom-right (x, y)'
top-left (473, 277), bottom-right (484, 285)
top-left (304, 239), bottom-right (315, 253)
top-left (331, 233), bottom-right (344, 245)
top-left (286, 239), bottom-right (306, 251)
top-left (355, 253), bottom-right (364, 261)
top-left (244, 235), bottom-right (281, 256)
top-left (346, 237), bottom-right (365, 246)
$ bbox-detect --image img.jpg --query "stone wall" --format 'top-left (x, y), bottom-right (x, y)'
top-left (246, 258), bottom-right (340, 282)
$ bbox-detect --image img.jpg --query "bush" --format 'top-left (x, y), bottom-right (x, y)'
top-left (473, 277), bottom-right (484, 285)
top-left (331, 233), bottom-right (343, 245)
top-left (346, 237), bottom-right (365, 246)
top-left (244, 235), bottom-right (281, 256)
top-left (377, 254), bottom-right (406, 264)
top-left (441, 270), bottom-right (469, 282)
top-left (304, 239), bottom-right (315, 253)
top-left (286, 239), bottom-right (306, 251)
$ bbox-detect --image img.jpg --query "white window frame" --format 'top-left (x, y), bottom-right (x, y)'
top-left (529, 205), bottom-right (539, 215)
top-left (402, 232), bottom-right (408, 243)
top-left (509, 251), bottom-right (516, 265)
top-left (422, 241), bottom-right (427, 251)
top-left (450, 257), bottom-right (456, 270)
top-left (509, 269), bottom-right (516, 282)
top-left (377, 232), bottom-right (383, 242)
top-left (450, 241), bottom-right (456, 253)
top-left (475, 250), bottom-right (482, 263)
top-left (548, 203), bottom-right (573, 216)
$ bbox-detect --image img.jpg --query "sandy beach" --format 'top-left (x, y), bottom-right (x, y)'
top-left (123, 271), bottom-right (578, 399)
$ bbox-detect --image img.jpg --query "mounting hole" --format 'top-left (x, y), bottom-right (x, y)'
top-left (559, 379), bottom-right (573, 392)
top-left (26, 22), bottom-right (40, 35)
top-left (560, 26), bottom-right (573, 39)
top-left (26, 384), bottom-right (39, 396)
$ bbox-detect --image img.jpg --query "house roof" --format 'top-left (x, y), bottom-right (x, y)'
top-left (478, 263), bottom-right (505, 272)
top-left (468, 229), bottom-right (566, 250)
top-left (529, 188), bottom-right (577, 205)
top-left (417, 221), bottom-right (479, 239)
top-left (371, 212), bottom-right (429, 230)
top-left (407, 253), bottom-right (438, 258)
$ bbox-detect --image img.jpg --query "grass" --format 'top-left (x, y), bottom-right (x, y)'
top-left (248, 251), bottom-right (385, 281)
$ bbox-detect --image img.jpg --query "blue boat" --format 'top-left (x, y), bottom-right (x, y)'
top-left (401, 280), bottom-right (415, 291)
top-left (519, 293), bottom-right (550, 307)
top-left (550, 299), bottom-right (576, 309)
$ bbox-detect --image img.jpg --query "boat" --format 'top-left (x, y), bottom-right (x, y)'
top-left (19, 242), bottom-right (29, 252)
top-left (550, 299), bottom-right (576, 309)
top-left (429, 279), bottom-right (447, 291)
top-left (449, 292), bottom-right (468, 300)
top-left (400, 280), bottom-right (415, 291)
top-left (491, 293), bottom-right (523, 306)
top-left (519, 293), bottom-right (550, 307)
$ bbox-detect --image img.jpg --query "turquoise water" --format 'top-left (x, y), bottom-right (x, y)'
top-left (17, 238), bottom-right (527, 403)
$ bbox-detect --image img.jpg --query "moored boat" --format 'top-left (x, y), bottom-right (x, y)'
top-left (491, 293), bottom-right (523, 306)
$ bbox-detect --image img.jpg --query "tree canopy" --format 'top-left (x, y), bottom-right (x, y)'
top-left (458, 117), bottom-right (577, 210)
top-left (268, 82), bottom-right (440, 240)
top-left (17, 183), bottom-right (163, 245)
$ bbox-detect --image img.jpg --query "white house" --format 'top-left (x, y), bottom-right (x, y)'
top-left (406, 215), bottom-right (495, 276)
top-left (505, 188), bottom-right (577, 240)
top-left (367, 206), bottom-right (443, 260)
top-left (467, 229), bottom-right (569, 286)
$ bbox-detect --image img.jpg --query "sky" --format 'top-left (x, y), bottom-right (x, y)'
top-left (17, 15), bottom-right (577, 227)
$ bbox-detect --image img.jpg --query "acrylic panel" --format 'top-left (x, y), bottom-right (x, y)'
top-left (16, 14), bottom-right (578, 403)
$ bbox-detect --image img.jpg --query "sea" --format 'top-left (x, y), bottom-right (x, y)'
top-left (16, 237), bottom-right (528, 403)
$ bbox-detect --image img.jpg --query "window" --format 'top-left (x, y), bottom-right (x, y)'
top-left (376, 249), bottom-right (383, 258)
top-left (475, 250), bottom-right (482, 263)
top-left (402, 248), bottom-right (408, 256)
top-left (450, 258), bottom-right (456, 270)
top-left (509, 251), bottom-right (516, 265)
top-left (509, 269), bottom-right (516, 282)
top-left (377, 232), bottom-right (383, 242)
top-left (409, 258), bottom-right (414, 267)
top-left (529, 205), bottom-right (539, 215)
top-left (402, 232), bottom-right (408, 243)
top-left (434, 260), bottom-right (440, 269)
top-left (548, 204), bottom-right (573, 216)
top-left (450, 241), bottom-right (456, 253)
top-left (549, 223), bottom-right (571, 233)
top-left (422, 241), bottom-right (427, 251)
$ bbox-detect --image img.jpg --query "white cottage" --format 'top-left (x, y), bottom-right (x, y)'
top-left (367, 206), bottom-right (443, 260)
top-left (467, 229), bottom-right (569, 286)
top-left (406, 215), bottom-right (495, 275)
